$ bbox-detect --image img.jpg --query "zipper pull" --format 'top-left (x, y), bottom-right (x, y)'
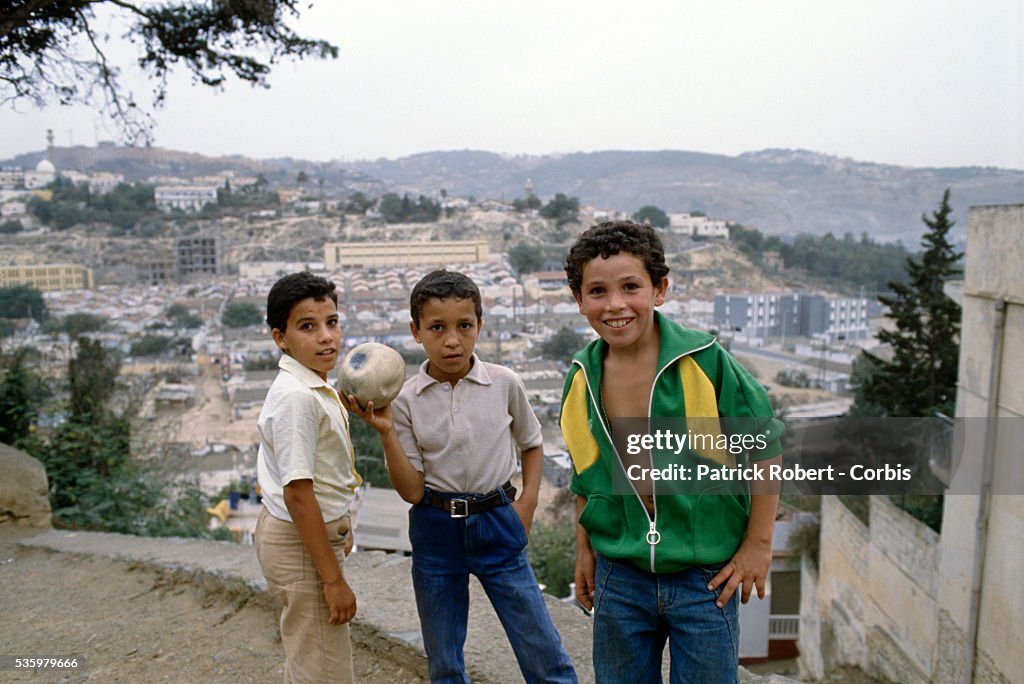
top-left (646, 521), bottom-right (661, 545)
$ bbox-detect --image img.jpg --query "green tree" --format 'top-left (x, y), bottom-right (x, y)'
top-left (222, 301), bottom-right (264, 328)
top-left (853, 189), bottom-right (962, 417)
top-left (541, 326), bottom-right (586, 364)
top-left (54, 312), bottom-right (108, 340)
top-left (2, 1), bottom-right (337, 144)
top-left (540, 193), bottom-right (580, 226)
top-left (0, 284), bottom-right (48, 321)
top-left (508, 243), bottom-right (544, 274)
top-left (69, 337), bottom-right (120, 421)
top-left (0, 219), bottom-right (23, 234)
top-left (632, 205), bottom-right (670, 228)
top-left (0, 348), bottom-right (49, 445)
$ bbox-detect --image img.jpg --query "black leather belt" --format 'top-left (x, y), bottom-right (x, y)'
top-left (426, 481), bottom-right (517, 518)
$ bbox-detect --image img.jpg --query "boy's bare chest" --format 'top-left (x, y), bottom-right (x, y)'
top-left (601, 362), bottom-right (658, 419)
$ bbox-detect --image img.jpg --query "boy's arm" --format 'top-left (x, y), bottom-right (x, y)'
top-left (283, 479), bottom-right (356, 624)
top-left (512, 445), bottom-right (542, 534)
top-left (707, 455), bottom-right (782, 607)
top-left (341, 396), bottom-right (425, 504)
top-left (574, 494), bottom-right (597, 611)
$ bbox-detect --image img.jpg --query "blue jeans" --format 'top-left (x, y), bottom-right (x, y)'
top-left (592, 555), bottom-right (739, 684)
top-left (409, 488), bottom-right (577, 684)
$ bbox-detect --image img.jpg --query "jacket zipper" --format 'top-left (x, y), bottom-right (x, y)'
top-left (574, 337), bottom-right (717, 573)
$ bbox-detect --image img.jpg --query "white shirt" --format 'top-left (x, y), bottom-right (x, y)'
top-left (391, 355), bottom-right (543, 493)
top-left (257, 354), bottom-right (361, 522)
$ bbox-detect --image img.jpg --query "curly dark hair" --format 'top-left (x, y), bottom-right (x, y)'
top-left (266, 272), bottom-right (338, 332)
top-left (409, 269), bottom-right (483, 325)
top-left (565, 220), bottom-right (670, 296)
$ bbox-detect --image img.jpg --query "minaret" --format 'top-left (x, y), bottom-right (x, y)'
top-left (46, 129), bottom-right (55, 164)
top-left (524, 177), bottom-right (534, 199)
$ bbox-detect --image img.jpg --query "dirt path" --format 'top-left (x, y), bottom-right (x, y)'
top-left (0, 526), bottom-right (427, 683)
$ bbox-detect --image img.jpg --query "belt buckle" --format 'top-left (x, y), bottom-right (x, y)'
top-left (449, 498), bottom-right (469, 518)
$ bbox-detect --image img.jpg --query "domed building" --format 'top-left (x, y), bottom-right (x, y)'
top-left (24, 159), bottom-right (57, 190)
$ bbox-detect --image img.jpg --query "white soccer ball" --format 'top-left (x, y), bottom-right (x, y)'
top-left (337, 342), bottom-right (406, 409)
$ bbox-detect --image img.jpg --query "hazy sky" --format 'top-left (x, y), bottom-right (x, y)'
top-left (2, 1), bottom-right (1022, 169)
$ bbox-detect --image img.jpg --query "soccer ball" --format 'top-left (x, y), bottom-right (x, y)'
top-left (337, 342), bottom-right (406, 409)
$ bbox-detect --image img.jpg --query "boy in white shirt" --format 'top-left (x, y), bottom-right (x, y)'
top-left (255, 272), bottom-right (362, 683)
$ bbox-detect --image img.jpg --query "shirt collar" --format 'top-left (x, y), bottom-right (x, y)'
top-left (279, 353), bottom-right (332, 390)
top-left (413, 353), bottom-right (492, 394)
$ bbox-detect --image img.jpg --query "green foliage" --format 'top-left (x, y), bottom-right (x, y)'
top-left (130, 334), bottom-right (189, 357)
top-left (166, 303), bottom-right (203, 329)
top-left (785, 518), bottom-right (820, 570)
top-left (222, 301), bottom-right (264, 328)
top-left (632, 205), bottom-right (670, 228)
top-left (29, 179), bottom-right (158, 231)
top-left (41, 312), bottom-right (108, 340)
top-left (775, 368), bottom-right (810, 388)
top-left (730, 224), bottom-right (909, 292)
top-left (0, 319), bottom-right (13, 338)
top-left (2, 1), bottom-right (337, 144)
top-left (527, 516), bottom-right (577, 597)
top-left (889, 495), bottom-right (943, 533)
top-left (18, 338), bottom-right (219, 537)
top-left (541, 327), bottom-right (586, 364)
top-left (348, 418), bottom-right (391, 489)
top-left (539, 193), bottom-right (580, 226)
top-left (512, 194), bottom-right (542, 212)
top-left (853, 189), bottom-right (962, 418)
top-left (508, 243), bottom-right (544, 274)
top-left (69, 337), bottom-right (120, 421)
top-left (377, 193), bottom-right (441, 224)
top-left (0, 219), bottom-right (23, 234)
top-left (0, 348), bottom-right (50, 445)
top-left (345, 192), bottom-right (374, 214)
top-left (0, 284), bottom-right (48, 321)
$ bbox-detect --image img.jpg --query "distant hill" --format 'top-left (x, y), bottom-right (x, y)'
top-left (6, 146), bottom-right (1022, 243)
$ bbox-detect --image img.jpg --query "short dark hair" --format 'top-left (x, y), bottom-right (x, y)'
top-left (409, 269), bottom-right (483, 325)
top-left (266, 272), bottom-right (338, 332)
top-left (565, 220), bottom-right (670, 297)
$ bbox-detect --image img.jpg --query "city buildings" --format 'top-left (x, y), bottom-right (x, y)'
top-left (0, 263), bottom-right (93, 292)
top-left (323, 240), bottom-right (490, 270)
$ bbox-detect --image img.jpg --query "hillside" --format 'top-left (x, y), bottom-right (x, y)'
top-left (6, 146), bottom-right (1022, 242)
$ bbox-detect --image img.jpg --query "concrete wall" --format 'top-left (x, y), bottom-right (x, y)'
top-left (802, 204), bottom-right (1023, 683)
top-left (935, 205), bottom-right (1024, 683)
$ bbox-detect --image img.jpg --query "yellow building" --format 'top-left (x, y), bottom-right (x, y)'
top-left (324, 240), bottom-right (490, 270)
top-left (0, 264), bottom-right (94, 292)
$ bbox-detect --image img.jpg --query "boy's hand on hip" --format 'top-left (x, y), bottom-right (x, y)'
top-left (324, 579), bottom-right (357, 625)
top-left (707, 537), bottom-right (772, 608)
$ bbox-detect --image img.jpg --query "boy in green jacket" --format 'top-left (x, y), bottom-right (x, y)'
top-left (560, 221), bottom-right (784, 683)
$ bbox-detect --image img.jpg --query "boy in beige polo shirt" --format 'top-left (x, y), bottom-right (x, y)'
top-left (344, 269), bottom-right (576, 683)
top-left (255, 271), bottom-right (362, 683)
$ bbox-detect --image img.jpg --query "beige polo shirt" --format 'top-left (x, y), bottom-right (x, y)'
top-left (391, 355), bottom-right (543, 494)
top-left (257, 354), bottom-right (361, 523)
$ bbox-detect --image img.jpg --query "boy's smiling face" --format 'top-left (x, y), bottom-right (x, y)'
top-left (575, 252), bottom-right (667, 351)
top-left (411, 297), bottom-right (481, 385)
top-left (272, 296), bottom-right (341, 380)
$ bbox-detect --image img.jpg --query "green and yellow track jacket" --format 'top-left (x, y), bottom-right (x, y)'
top-left (560, 311), bottom-right (784, 574)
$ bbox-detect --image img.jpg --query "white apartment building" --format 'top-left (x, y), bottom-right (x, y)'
top-left (155, 185), bottom-right (220, 212)
top-left (669, 213), bottom-right (730, 238)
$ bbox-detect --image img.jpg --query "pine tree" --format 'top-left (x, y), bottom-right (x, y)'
top-left (853, 189), bottom-right (962, 417)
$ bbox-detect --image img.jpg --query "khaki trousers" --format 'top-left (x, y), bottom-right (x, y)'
top-left (255, 507), bottom-right (354, 684)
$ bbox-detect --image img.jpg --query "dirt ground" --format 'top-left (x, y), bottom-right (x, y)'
top-left (0, 526), bottom-right (427, 684)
